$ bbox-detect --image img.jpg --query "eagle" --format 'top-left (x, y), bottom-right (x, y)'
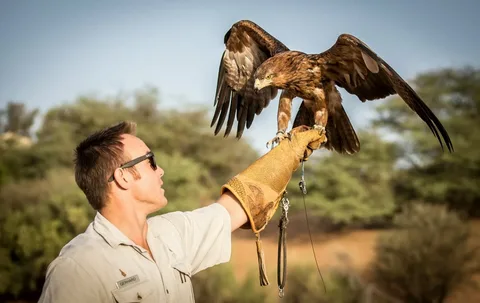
top-left (210, 20), bottom-right (454, 154)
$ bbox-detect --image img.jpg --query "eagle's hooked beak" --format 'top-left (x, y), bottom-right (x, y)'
top-left (254, 78), bottom-right (271, 92)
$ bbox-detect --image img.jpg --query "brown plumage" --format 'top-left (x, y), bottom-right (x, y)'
top-left (211, 20), bottom-right (454, 154)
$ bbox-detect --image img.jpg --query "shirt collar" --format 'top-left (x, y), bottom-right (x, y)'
top-left (92, 211), bottom-right (146, 252)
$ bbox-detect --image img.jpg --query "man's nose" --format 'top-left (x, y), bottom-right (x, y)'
top-left (157, 166), bottom-right (164, 177)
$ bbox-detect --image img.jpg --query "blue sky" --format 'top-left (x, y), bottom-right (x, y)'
top-left (0, 0), bottom-right (478, 152)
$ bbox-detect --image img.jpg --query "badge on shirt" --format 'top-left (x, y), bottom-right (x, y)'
top-left (116, 274), bottom-right (141, 289)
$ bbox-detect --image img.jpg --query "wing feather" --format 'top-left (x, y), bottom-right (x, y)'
top-left (211, 20), bottom-right (289, 138)
top-left (316, 34), bottom-right (453, 152)
top-left (224, 92), bottom-right (238, 137)
top-left (214, 93), bottom-right (230, 135)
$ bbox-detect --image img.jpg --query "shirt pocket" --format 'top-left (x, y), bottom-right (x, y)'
top-left (111, 280), bottom-right (155, 303)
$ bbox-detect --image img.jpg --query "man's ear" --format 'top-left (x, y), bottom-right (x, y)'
top-left (113, 168), bottom-right (132, 190)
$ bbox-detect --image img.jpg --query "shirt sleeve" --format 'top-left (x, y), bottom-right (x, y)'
top-left (155, 203), bottom-right (232, 276)
top-left (38, 256), bottom-right (106, 303)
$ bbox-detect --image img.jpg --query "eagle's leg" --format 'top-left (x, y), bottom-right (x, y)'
top-left (313, 108), bottom-right (328, 136)
top-left (312, 87), bottom-right (329, 138)
top-left (266, 91), bottom-right (294, 149)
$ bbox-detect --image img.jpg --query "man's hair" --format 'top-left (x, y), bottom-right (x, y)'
top-left (74, 121), bottom-right (137, 210)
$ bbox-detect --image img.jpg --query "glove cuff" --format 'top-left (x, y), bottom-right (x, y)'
top-left (221, 175), bottom-right (284, 233)
top-left (221, 174), bottom-right (287, 286)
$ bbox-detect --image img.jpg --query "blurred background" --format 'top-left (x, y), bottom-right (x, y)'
top-left (1, 1), bottom-right (479, 302)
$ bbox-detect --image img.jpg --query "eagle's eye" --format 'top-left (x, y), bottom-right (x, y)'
top-left (266, 74), bottom-right (273, 80)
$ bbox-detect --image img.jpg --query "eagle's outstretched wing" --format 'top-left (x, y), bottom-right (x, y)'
top-left (316, 34), bottom-right (454, 152)
top-left (211, 20), bottom-right (289, 138)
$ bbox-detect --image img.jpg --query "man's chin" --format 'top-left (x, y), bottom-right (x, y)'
top-left (157, 197), bottom-right (168, 209)
top-left (146, 197), bottom-right (168, 214)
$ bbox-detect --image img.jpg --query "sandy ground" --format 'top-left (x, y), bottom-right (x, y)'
top-left (231, 226), bottom-right (378, 281)
top-left (229, 219), bottom-right (480, 303)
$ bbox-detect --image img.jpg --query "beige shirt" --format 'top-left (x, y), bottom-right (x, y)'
top-left (38, 203), bottom-right (232, 303)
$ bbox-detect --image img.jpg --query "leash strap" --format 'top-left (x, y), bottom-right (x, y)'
top-left (277, 193), bottom-right (289, 298)
top-left (299, 160), bottom-right (307, 195)
top-left (277, 161), bottom-right (308, 298)
top-left (300, 160), bottom-right (327, 293)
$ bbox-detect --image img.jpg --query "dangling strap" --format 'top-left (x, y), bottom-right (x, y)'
top-left (277, 193), bottom-right (290, 297)
top-left (299, 160), bottom-right (307, 195)
top-left (255, 232), bottom-right (270, 286)
top-left (299, 160), bottom-right (327, 293)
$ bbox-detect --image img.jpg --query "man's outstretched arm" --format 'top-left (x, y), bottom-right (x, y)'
top-left (167, 126), bottom-right (325, 279)
top-left (217, 191), bottom-right (248, 232)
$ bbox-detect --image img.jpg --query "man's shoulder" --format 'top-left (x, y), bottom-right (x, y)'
top-left (146, 210), bottom-right (186, 240)
top-left (39, 224), bottom-right (113, 303)
top-left (54, 223), bottom-right (109, 266)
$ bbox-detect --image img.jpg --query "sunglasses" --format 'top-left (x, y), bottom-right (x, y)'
top-left (108, 151), bottom-right (157, 182)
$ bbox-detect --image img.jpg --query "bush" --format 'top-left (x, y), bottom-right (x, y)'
top-left (191, 263), bottom-right (270, 303)
top-left (280, 263), bottom-right (328, 303)
top-left (0, 168), bottom-right (93, 300)
top-left (279, 259), bottom-right (366, 303)
top-left (371, 203), bottom-right (480, 303)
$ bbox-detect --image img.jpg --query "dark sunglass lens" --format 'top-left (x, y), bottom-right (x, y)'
top-left (150, 156), bottom-right (157, 170)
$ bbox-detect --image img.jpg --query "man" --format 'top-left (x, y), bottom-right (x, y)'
top-left (38, 121), bottom-right (325, 302)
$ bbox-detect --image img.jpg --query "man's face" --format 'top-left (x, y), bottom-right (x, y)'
top-left (120, 134), bottom-right (167, 212)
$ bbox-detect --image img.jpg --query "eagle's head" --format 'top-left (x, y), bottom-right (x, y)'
top-left (253, 69), bottom-right (277, 91)
top-left (253, 52), bottom-right (299, 91)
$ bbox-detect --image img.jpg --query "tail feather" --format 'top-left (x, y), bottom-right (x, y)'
top-left (324, 105), bottom-right (360, 154)
top-left (293, 101), bottom-right (360, 155)
top-left (292, 100), bottom-right (315, 128)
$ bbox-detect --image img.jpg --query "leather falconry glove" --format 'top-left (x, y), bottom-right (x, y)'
top-left (221, 125), bottom-right (327, 286)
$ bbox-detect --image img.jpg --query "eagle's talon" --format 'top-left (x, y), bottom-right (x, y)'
top-left (313, 124), bottom-right (326, 136)
top-left (266, 130), bottom-right (288, 149)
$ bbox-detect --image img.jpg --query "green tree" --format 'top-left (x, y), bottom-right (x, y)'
top-left (0, 146), bottom-right (52, 186)
top-left (0, 101), bottom-right (39, 137)
top-left (0, 169), bottom-right (93, 301)
top-left (191, 263), bottom-right (270, 303)
top-left (286, 130), bottom-right (399, 227)
top-left (0, 102), bottom-right (44, 186)
top-left (373, 66), bottom-right (480, 216)
top-left (34, 87), bottom-right (258, 186)
top-left (151, 150), bottom-right (216, 213)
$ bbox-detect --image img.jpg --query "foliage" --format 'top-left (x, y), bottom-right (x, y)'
top-left (140, 108), bottom-right (258, 186)
top-left (0, 169), bottom-right (93, 300)
top-left (192, 261), bottom-right (367, 303)
top-left (278, 261), bottom-right (367, 303)
top-left (191, 263), bottom-right (270, 303)
top-left (286, 130), bottom-right (399, 227)
top-left (0, 146), bottom-right (51, 186)
top-left (373, 66), bottom-right (480, 216)
top-left (1, 65), bottom-right (480, 301)
top-left (321, 266), bottom-right (364, 303)
top-left (0, 101), bottom-right (39, 137)
top-left (371, 203), bottom-right (480, 303)
top-left (150, 150), bottom-right (215, 213)
top-left (32, 86), bottom-right (258, 186)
